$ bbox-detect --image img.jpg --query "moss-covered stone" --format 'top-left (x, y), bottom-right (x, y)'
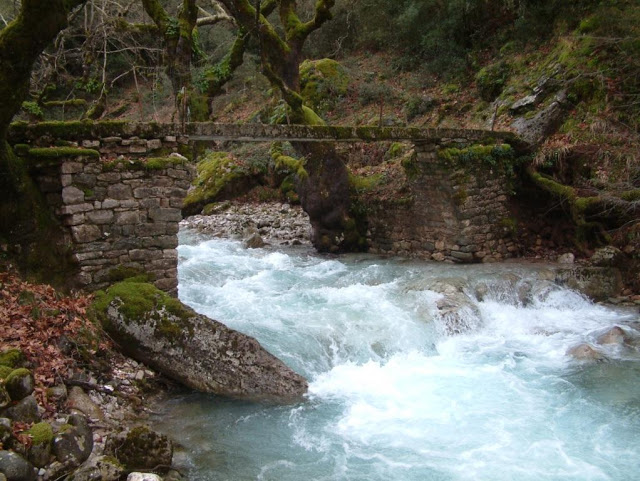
top-left (0, 365), bottom-right (13, 380)
top-left (183, 151), bottom-right (259, 215)
top-left (299, 58), bottom-right (350, 113)
top-left (92, 279), bottom-right (193, 345)
top-left (5, 368), bottom-right (35, 401)
top-left (28, 147), bottom-right (99, 161)
top-left (103, 155), bottom-right (186, 172)
top-left (27, 422), bottom-right (53, 445)
top-left (0, 349), bottom-right (26, 368)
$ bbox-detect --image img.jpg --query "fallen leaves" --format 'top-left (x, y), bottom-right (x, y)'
top-left (0, 268), bottom-right (110, 406)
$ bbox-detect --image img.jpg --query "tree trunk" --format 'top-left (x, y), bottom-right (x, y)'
top-left (0, 0), bottom-right (86, 283)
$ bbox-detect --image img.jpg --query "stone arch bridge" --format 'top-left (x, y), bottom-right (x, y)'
top-left (9, 121), bottom-right (525, 293)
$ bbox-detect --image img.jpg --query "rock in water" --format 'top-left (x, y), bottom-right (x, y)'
top-left (567, 343), bottom-right (606, 361)
top-left (105, 426), bottom-right (172, 473)
top-left (94, 280), bottom-right (308, 402)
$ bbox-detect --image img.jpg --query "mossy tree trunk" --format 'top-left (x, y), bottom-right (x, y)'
top-left (0, 0), bottom-right (87, 283)
top-left (141, 0), bottom-right (253, 121)
top-left (219, 0), bottom-right (364, 252)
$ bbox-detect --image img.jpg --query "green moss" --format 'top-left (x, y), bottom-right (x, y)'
top-left (0, 365), bottom-right (13, 379)
top-left (0, 349), bottom-right (26, 368)
top-left (475, 61), bottom-right (510, 101)
top-left (302, 106), bottom-right (325, 126)
top-left (500, 217), bottom-right (518, 236)
top-left (349, 173), bottom-right (384, 192)
top-left (27, 422), bottom-right (53, 445)
top-left (104, 156), bottom-right (185, 172)
top-left (92, 279), bottom-right (193, 341)
top-left (401, 152), bottom-right (420, 180)
top-left (183, 152), bottom-right (245, 208)
top-left (621, 190), bottom-right (640, 202)
top-left (105, 266), bottom-right (153, 283)
top-left (21, 101), bottom-right (43, 119)
top-left (5, 367), bottom-right (32, 385)
top-left (270, 143), bottom-right (308, 180)
top-left (299, 58), bottom-right (350, 113)
top-left (437, 144), bottom-right (515, 171)
top-left (28, 147), bottom-right (99, 160)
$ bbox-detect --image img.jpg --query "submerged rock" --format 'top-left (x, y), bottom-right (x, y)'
top-left (422, 278), bottom-right (481, 335)
top-left (554, 266), bottom-right (623, 301)
top-left (567, 343), bottom-right (607, 361)
top-left (93, 280), bottom-right (308, 402)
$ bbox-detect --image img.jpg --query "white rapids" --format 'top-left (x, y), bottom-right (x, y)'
top-left (153, 232), bottom-right (640, 481)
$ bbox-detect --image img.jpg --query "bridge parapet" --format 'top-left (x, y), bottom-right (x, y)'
top-left (9, 120), bottom-right (525, 147)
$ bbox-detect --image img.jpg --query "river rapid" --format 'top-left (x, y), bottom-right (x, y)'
top-left (153, 228), bottom-right (640, 481)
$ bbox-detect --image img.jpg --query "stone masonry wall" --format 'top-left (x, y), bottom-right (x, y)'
top-left (28, 143), bottom-right (194, 294)
top-left (366, 142), bottom-right (517, 262)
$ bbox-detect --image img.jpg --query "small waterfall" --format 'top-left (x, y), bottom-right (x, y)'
top-left (156, 232), bottom-right (640, 481)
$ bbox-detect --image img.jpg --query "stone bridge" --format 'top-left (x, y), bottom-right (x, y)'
top-left (8, 121), bottom-right (525, 293)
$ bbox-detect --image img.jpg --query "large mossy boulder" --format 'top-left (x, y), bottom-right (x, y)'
top-left (92, 279), bottom-right (308, 402)
top-left (182, 152), bottom-right (262, 217)
top-left (554, 266), bottom-right (623, 301)
top-left (300, 58), bottom-right (350, 113)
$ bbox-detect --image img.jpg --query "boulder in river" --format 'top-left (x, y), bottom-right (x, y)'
top-left (567, 343), bottom-right (607, 361)
top-left (93, 279), bottom-right (308, 402)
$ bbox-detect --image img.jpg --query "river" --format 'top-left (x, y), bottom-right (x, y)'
top-left (153, 229), bottom-right (640, 481)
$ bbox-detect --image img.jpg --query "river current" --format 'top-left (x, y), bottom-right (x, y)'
top-left (153, 229), bottom-right (640, 481)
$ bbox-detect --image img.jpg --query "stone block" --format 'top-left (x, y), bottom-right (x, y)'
top-left (82, 140), bottom-right (100, 148)
top-left (62, 213), bottom-right (85, 226)
top-left (143, 236), bottom-right (178, 249)
top-left (61, 162), bottom-right (84, 174)
top-left (58, 203), bottom-right (93, 215)
top-left (154, 277), bottom-right (178, 292)
top-left (140, 198), bottom-right (161, 209)
top-left (102, 136), bottom-right (122, 143)
top-left (62, 186), bottom-right (85, 204)
top-left (129, 145), bottom-right (147, 154)
top-left (107, 184), bottom-right (132, 200)
top-left (71, 225), bottom-right (102, 243)
top-left (97, 172), bottom-right (122, 182)
top-left (87, 210), bottom-right (114, 225)
top-left (61, 174), bottom-right (73, 187)
top-left (149, 208), bottom-right (182, 222)
top-left (115, 211), bottom-right (140, 225)
top-left (147, 139), bottom-right (162, 150)
top-left (135, 224), bottom-right (166, 237)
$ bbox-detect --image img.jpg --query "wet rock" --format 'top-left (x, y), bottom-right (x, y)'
top-left (555, 267), bottom-right (623, 301)
top-left (52, 414), bottom-right (93, 468)
top-left (4, 370), bottom-right (34, 402)
top-left (0, 450), bottom-right (36, 481)
top-left (567, 343), bottom-right (606, 361)
top-left (105, 426), bottom-right (172, 473)
top-left (70, 455), bottom-right (125, 481)
top-left (67, 387), bottom-right (105, 422)
top-left (243, 233), bottom-right (264, 249)
top-left (596, 326), bottom-right (632, 346)
top-left (425, 278), bottom-right (481, 335)
top-left (557, 253), bottom-right (575, 264)
top-left (163, 469), bottom-right (184, 481)
top-left (99, 283), bottom-right (308, 402)
top-left (2, 396), bottom-right (40, 423)
top-left (590, 246), bottom-right (626, 269)
top-left (127, 473), bottom-right (162, 481)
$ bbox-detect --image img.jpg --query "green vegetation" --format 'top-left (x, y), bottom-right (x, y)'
top-left (300, 59), bottom-right (350, 113)
top-left (0, 349), bottom-right (26, 368)
top-left (438, 144), bottom-right (516, 170)
top-left (27, 147), bottom-right (99, 160)
top-left (93, 278), bottom-right (194, 341)
top-left (27, 422), bottom-right (54, 445)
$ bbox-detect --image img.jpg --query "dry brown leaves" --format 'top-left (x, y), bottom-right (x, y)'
top-left (0, 269), bottom-right (109, 406)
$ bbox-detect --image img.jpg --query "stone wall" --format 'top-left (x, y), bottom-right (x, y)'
top-left (366, 142), bottom-right (517, 262)
top-left (29, 151), bottom-right (194, 294)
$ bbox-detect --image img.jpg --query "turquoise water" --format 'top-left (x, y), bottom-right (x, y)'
top-left (153, 233), bottom-right (640, 480)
